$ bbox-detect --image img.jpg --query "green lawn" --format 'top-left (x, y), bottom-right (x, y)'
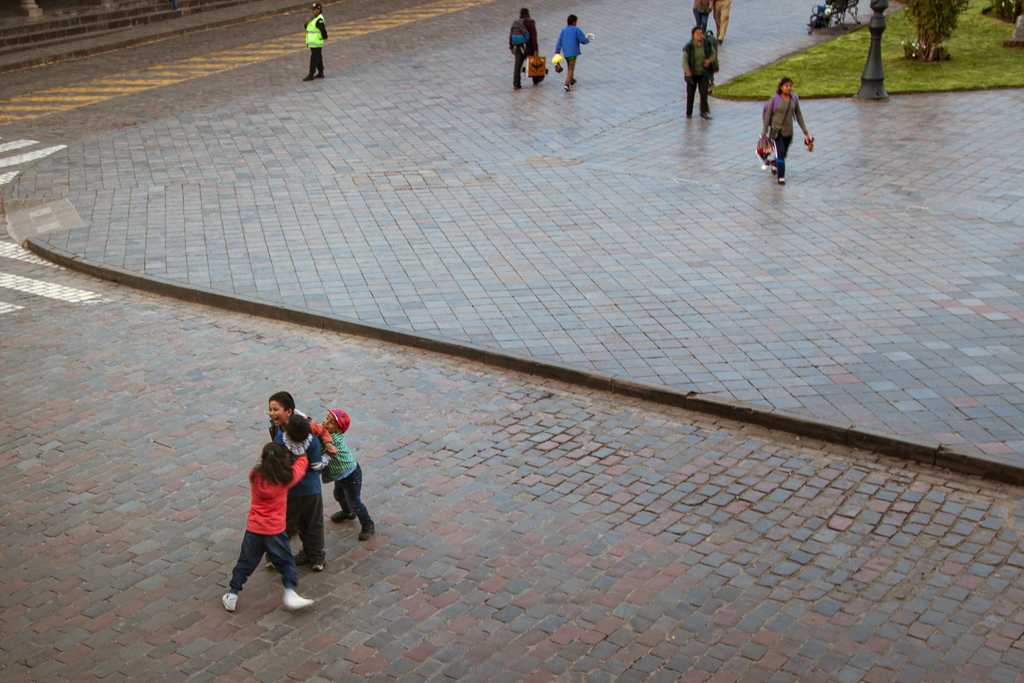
top-left (715, 0), bottom-right (1024, 99)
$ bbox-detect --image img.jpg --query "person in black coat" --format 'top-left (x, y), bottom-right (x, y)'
top-left (510, 8), bottom-right (538, 89)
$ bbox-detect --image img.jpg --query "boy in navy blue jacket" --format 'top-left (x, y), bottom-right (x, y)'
top-left (271, 408), bottom-right (328, 571)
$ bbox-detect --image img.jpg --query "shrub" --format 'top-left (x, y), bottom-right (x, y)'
top-left (987, 0), bottom-right (1022, 21)
top-left (903, 0), bottom-right (971, 60)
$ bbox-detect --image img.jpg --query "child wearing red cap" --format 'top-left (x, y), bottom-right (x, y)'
top-left (321, 408), bottom-right (375, 540)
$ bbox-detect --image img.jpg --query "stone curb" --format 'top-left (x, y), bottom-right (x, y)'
top-left (0, 0), bottom-right (345, 74)
top-left (26, 238), bottom-right (1024, 486)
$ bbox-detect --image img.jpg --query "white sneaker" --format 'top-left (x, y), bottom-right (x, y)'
top-left (282, 588), bottom-right (314, 611)
top-left (222, 592), bottom-right (238, 612)
top-left (778, 177), bottom-right (786, 185)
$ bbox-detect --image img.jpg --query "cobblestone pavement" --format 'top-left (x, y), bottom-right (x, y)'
top-left (6, 242), bottom-right (1024, 682)
top-left (7, 0), bottom-right (1024, 462)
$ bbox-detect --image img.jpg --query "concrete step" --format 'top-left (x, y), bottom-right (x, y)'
top-left (0, 0), bottom-right (255, 52)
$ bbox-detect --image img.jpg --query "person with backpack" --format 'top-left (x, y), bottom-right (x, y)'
top-left (509, 8), bottom-right (537, 89)
top-left (761, 77), bottom-right (813, 186)
top-left (683, 26), bottom-right (717, 120)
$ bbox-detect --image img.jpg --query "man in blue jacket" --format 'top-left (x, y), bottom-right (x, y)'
top-left (554, 14), bottom-right (591, 92)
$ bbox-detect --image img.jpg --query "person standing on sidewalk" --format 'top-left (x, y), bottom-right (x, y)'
top-left (303, 2), bottom-right (328, 82)
top-left (712, 0), bottom-right (731, 44)
top-left (761, 77), bottom-right (813, 186)
top-left (554, 14), bottom-right (591, 92)
top-left (693, 0), bottom-right (712, 31)
top-left (509, 8), bottom-right (534, 90)
top-left (683, 26), bottom-right (717, 120)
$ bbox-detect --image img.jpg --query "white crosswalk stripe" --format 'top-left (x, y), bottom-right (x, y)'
top-left (0, 241), bottom-right (56, 267)
top-left (0, 139), bottom-right (37, 154)
top-left (0, 137), bottom-right (65, 185)
top-left (0, 241), bottom-right (107, 314)
top-left (0, 145), bottom-right (66, 170)
top-left (0, 272), bottom-right (103, 303)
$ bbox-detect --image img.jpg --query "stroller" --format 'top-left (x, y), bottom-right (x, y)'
top-left (807, 3), bottom-right (833, 32)
top-left (808, 0), bottom-right (860, 33)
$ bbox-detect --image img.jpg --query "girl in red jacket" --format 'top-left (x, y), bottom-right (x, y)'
top-left (222, 443), bottom-right (315, 612)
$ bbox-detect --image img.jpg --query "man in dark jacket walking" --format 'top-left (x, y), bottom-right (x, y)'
top-left (683, 26), bottom-right (717, 119)
top-left (510, 8), bottom-right (538, 89)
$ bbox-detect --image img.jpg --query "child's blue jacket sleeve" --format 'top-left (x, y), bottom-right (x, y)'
top-left (577, 27), bottom-right (589, 44)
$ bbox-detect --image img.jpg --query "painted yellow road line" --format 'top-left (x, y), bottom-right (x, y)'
top-left (7, 95), bottom-right (108, 103)
top-left (0, 0), bottom-right (497, 125)
top-left (0, 104), bottom-right (79, 111)
top-left (192, 55), bottom-right (263, 63)
top-left (93, 78), bottom-right (185, 85)
top-left (45, 86), bottom-right (150, 94)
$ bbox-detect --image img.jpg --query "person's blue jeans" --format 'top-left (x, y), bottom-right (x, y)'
top-left (773, 134), bottom-right (793, 179)
top-left (229, 530), bottom-right (297, 592)
top-left (693, 10), bottom-right (710, 30)
top-left (333, 464), bottom-right (373, 528)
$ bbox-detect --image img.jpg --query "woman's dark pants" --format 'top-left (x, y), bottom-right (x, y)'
top-left (774, 134), bottom-right (793, 179)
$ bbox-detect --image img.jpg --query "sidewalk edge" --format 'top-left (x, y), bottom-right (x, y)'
top-left (0, 0), bottom-right (339, 74)
top-left (26, 238), bottom-right (1024, 486)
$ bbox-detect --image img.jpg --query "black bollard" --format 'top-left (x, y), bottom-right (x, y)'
top-left (856, 0), bottom-right (889, 100)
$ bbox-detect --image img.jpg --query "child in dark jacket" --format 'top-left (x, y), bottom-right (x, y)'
top-left (223, 443), bottom-right (314, 612)
top-left (277, 413), bottom-right (328, 570)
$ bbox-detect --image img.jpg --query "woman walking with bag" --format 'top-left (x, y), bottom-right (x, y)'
top-left (761, 77), bottom-right (813, 186)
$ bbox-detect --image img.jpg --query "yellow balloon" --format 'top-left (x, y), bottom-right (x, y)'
top-left (552, 53), bottom-right (564, 65)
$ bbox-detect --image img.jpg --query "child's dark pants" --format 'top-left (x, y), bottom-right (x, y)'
top-left (230, 530), bottom-right (297, 591)
top-left (333, 464), bottom-right (373, 529)
top-left (286, 494), bottom-right (325, 563)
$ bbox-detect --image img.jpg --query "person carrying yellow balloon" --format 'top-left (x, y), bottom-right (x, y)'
top-left (553, 14), bottom-right (594, 92)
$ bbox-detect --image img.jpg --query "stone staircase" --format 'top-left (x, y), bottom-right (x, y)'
top-left (0, 0), bottom-right (265, 58)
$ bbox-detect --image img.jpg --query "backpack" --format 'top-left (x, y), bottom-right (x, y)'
top-left (510, 19), bottom-right (530, 46)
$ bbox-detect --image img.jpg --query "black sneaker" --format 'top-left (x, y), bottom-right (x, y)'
top-left (311, 560), bottom-right (326, 572)
top-left (701, 112), bottom-right (712, 120)
top-left (294, 550), bottom-right (310, 566)
top-left (331, 511), bottom-right (356, 523)
top-left (302, 75), bottom-right (314, 82)
top-left (358, 524), bottom-right (376, 541)
top-left (314, 73), bottom-right (324, 79)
